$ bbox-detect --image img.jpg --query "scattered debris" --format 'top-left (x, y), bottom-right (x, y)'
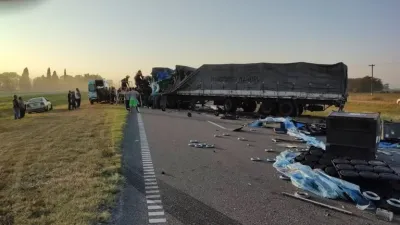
top-left (279, 175), bottom-right (291, 181)
top-left (286, 145), bottom-right (298, 148)
top-left (294, 191), bottom-right (309, 199)
top-left (190, 140), bottom-right (199, 143)
top-left (205, 144), bottom-right (215, 148)
top-left (187, 112), bottom-right (192, 117)
top-left (161, 171), bottom-right (165, 175)
top-left (248, 183), bottom-right (251, 186)
top-left (232, 126), bottom-right (244, 132)
top-left (247, 144), bottom-right (251, 147)
top-left (266, 158), bottom-right (276, 163)
top-left (238, 137), bottom-right (247, 141)
top-left (376, 208), bottom-right (393, 222)
top-left (265, 149), bottom-right (275, 152)
top-left (188, 143), bottom-right (196, 147)
top-left (222, 133), bottom-right (230, 136)
top-left (250, 157), bottom-right (262, 162)
top-left (282, 192), bottom-right (353, 215)
top-left (250, 129), bottom-right (257, 132)
top-left (214, 134), bottom-right (221, 138)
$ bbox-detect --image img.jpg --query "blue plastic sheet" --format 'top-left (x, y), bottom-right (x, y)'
top-left (273, 150), bottom-right (370, 207)
top-left (249, 117), bottom-right (326, 150)
top-left (379, 141), bottom-right (400, 149)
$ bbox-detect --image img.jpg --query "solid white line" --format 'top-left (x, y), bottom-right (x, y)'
top-left (148, 205), bottom-right (163, 210)
top-left (145, 185), bottom-right (158, 189)
top-left (146, 195), bottom-right (161, 199)
top-left (148, 211), bottom-right (164, 216)
top-left (146, 190), bottom-right (160, 194)
top-left (149, 218), bottom-right (167, 223)
top-left (207, 120), bottom-right (227, 130)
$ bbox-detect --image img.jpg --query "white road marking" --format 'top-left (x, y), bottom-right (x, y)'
top-left (145, 185), bottom-right (158, 189)
top-left (145, 182), bottom-right (157, 185)
top-left (207, 120), bottom-right (227, 130)
top-left (149, 218), bottom-right (167, 223)
top-left (147, 199), bottom-right (162, 204)
top-left (148, 205), bottom-right (163, 210)
top-left (138, 114), bottom-right (167, 224)
top-left (149, 211), bottom-right (165, 216)
top-left (146, 195), bottom-right (161, 199)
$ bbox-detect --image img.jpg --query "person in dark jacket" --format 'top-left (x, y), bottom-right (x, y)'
top-left (68, 91), bottom-right (74, 110)
top-left (12, 95), bottom-right (20, 119)
top-left (75, 88), bottom-right (81, 108)
top-left (18, 97), bottom-right (26, 118)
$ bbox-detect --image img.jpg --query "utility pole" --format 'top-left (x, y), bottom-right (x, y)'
top-left (369, 64), bottom-right (375, 95)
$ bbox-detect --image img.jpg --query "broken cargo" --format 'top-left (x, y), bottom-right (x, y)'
top-left (156, 62), bottom-right (348, 116)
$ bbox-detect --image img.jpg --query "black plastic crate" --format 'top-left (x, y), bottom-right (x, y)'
top-left (326, 112), bottom-right (381, 158)
top-left (382, 120), bottom-right (400, 142)
top-left (326, 144), bottom-right (376, 160)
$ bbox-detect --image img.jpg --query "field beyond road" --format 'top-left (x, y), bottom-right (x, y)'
top-left (304, 93), bottom-right (400, 121)
top-left (0, 93), bottom-right (127, 225)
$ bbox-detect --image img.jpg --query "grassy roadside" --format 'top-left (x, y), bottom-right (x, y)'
top-left (0, 93), bottom-right (127, 225)
top-left (304, 93), bottom-right (400, 121)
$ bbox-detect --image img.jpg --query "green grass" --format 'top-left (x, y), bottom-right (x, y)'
top-left (305, 93), bottom-right (400, 121)
top-left (0, 93), bottom-right (127, 225)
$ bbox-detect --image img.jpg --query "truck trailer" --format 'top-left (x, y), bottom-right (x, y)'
top-left (155, 62), bottom-right (348, 117)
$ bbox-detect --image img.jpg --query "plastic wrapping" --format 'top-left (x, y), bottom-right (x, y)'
top-left (273, 150), bottom-right (371, 208)
top-left (250, 117), bottom-right (326, 150)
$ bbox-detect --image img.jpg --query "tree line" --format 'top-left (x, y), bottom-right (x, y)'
top-left (0, 67), bottom-right (106, 92)
top-left (0, 68), bottom-right (390, 93)
top-left (348, 76), bottom-right (388, 93)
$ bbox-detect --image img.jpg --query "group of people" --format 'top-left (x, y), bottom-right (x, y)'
top-left (67, 88), bottom-right (81, 110)
top-left (12, 95), bottom-right (26, 120)
top-left (124, 87), bottom-right (141, 113)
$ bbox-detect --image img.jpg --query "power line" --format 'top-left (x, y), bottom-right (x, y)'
top-left (369, 64), bottom-right (375, 95)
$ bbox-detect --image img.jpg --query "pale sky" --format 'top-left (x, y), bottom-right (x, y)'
top-left (1, 0), bottom-right (399, 86)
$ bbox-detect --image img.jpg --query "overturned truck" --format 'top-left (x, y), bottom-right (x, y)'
top-left (157, 62), bottom-right (348, 116)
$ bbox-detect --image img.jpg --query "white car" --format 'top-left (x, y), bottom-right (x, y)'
top-left (26, 97), bottom-right (53, 113)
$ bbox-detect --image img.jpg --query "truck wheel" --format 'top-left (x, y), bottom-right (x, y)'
top-left (297, 105), bottom-right (304, 116)
top-left (278, 101), bottom-right (295, 117)
top-left (166, 96), bottom-right (177, 109)
top-left (259, 101), bottom-right (276, 115)
top-left (154, 96), bottom-right (161, 109)
top-left (90, 100), bottom-right (94, 105)
top-left (242, 100), bottom-right (257, 112)
top-left (224, 99), bottom-right (237, 113)
top-left (189, 99), bottom-right (197, 110)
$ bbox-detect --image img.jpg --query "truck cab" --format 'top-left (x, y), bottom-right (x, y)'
top-left (88, 79), bottom-right (110, 104)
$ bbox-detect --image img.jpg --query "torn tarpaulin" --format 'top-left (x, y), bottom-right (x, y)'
top-left (249, 117), bottom-right (326, 150)
top-left (273, 150), bottom-right (371, 208)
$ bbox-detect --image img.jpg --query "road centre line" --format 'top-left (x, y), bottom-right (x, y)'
top-left (207, 120), bottom-right (227, 130)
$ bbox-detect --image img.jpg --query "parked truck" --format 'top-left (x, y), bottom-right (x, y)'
top-left (155, 62), bottom-right (348, 117)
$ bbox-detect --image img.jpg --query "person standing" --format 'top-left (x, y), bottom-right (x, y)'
top-left (12, 95), bottom-right (20, 120)
top-left (124, 88), bottom-right (130, 110)
top-left (129, 88), bottom-right (141, 113)
top-left (18, 97), bottom-right (26, 118)
top-left (75, 88), bottom-right (81, 108)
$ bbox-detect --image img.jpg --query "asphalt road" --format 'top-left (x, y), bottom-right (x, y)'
top-left (112, 108), bottom-right (396, 225)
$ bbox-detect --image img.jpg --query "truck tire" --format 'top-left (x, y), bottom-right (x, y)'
top-left (297, 105), bottom-right (304, 116)
top-left (242, 100), bottom-right (257, 112)
top-left (90, 100), bottom-right (94, 105)
top-left (154, 95), bottom-right (161, 109)
top-left (167, 97), bottom-right (177, 109)
top-left (259, 101), bottom-right (276, 115)
top-left (278, 101), bottom-right (295, 117)
top-left (224, 99), bottom-right (237, 113)
top-left (189, 99), bottom-right (197, 110)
